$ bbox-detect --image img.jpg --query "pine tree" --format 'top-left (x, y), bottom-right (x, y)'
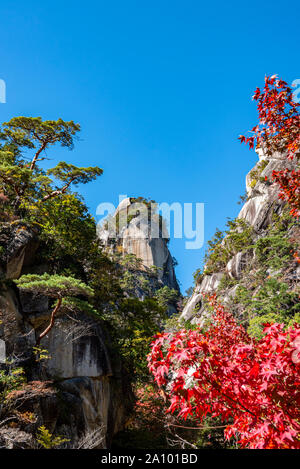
top-left (15, 273), bottom-right (94, 345)
top-left (0, 117), bottom-right (102, 214)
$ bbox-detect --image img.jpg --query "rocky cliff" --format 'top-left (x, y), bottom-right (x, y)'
top-left (98, 197), bottom-right (180, 293)
top-left (0, 222), bottom-right (132, 449)
top-left (180, 148), bottom-right (300, 331)
top-left (0, 197), bottom-right (181, 449)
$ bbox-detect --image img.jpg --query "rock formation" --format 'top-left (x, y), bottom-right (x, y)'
top-left (0, 197), bottom-right (181, 449)
top-left (98, 197), bottom-right (180, 293)
top-left (180, 148), bottom-right (300, 325)
top-left (0, 222), bottom-right (132, 449)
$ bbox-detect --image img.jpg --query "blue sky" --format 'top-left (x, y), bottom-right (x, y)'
top-left (0, 1), bottom-right (299, 293)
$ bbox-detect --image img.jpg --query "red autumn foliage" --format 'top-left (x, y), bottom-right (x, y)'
top-left (293, 251), bottom-right (300, 265)
top-left (272, 168), bottom-right (300, 218)
top-left (147, 76), bottom-right (300, 449)
top-left (148, 296), bottom-right (300, 449)
top-left (239, 75), bottom-right (300, 218)
top-left (131, 385), bottom-right (168, 432)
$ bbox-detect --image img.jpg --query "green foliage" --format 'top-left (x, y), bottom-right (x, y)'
top-left (120, 253), bottom-right (143, 271)
top-left (193, 268), bottom-right (203, 285)
top-left (120, 271), bottom-right (140, 295)
top-left (138, 275), bottom-right (152, 296)
top-left (217, 273), bottom-right (238, 291)
top-left (0, 116), bottom-right (102, 216)
top-left (234, 278), bottom-right (300, 338)
top-left (224, 209), bottom-right (300, 338)
top-left (248, 313), bottom-right (285, 339)
top-left (130, 197), bottom-right (156, 209)
top-left (249, 278), bottom-right (299, 317)
top-left (204, 228), bottom-right (224, 272)
top-left (0, 117), bottom-right (80, 150)
top-left (254, 214), bottom-right (298, 270)
top-left (15, 273), bottom-right (94, 299)
top-left (204, 219), bottom-right (254, 275)
top-left (194, 416), bottom-right (230, 449)
top-left (248, 159), bottom-right (269, 185)
top-left (237, 192), bottom-right (249, 205)
top-left (47, 161), bottom-right (102, 186)
top-left (0, 367), bottom-right (26, 401)
top-left (0, 115), bottom-right (177, 407)
top-left (185, 286), bottom-right (194, 297)
top-left (29, 193), bottom-right (96, 259)
top-left (87, 244), bottom-right (124, 308)
top-left (248, 312), bottom-right (300, 339)
top-left (163, 311), bottom-right (182, 332)
top-left (103, 297), bottom-right (166, 383)
top-left (148, 265), bottom-right (161, 278)
top-left (33, 347), bottom-right (51, 362)
top-left (36, 425), bottom-right (69, 449)
top-left (60, 297), bottom-right (101, 319)
top-left (154, 286), bottom-right (179, 309)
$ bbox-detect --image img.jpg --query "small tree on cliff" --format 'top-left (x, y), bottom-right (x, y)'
top-left (0, 117), bottom-right (102, 214)
top-left (15, 274), bottom-right (94, 345)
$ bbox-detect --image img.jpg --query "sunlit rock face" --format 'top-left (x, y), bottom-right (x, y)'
top-left (180, 148), bottom-right (299, 325)
top-left (98, 197), bottom-right (180, 292)
top-left (180, 273), bottom-right (224, 323)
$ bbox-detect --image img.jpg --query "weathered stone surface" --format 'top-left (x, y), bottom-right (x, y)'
top-left (6, 246), bottom-right (26, 279)
top-left (19, 291), bottom-right (49, 314)
top-left (238, 194), bottom-right (277, 232)
top-left (222, 285), bottom-right (240, 304)
top-left (226, 251), bottom-right (252, 279)
top-left (42, 320), bottom-right (112, 379)
top-left (0, 222), bottom-right (38, 279)
top-left (59, 375), bottom-right (131, 448)
top-left (0, 287), bottom-right (34, 355)
top-left (98, 197), bottom-right (180, 291)
top-left (200, 273), bottom-right (224, 292)
top-left (180, 291), bottom-right (202, 322)
top-left (241, 147), bottom-right (296, 230)
top-left (0, 222), bottom-right (131, 448)
top-left (180, 273), bottom-right (223, 321)
top-left (180, 147), bottom-right (299, 324)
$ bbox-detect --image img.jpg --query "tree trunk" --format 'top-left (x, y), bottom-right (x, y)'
top-left (36, 298), bottom-right (62, 346)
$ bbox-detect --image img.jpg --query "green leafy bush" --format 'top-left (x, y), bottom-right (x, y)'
top-left (36, 426), bottom-right (69, 449)
top-left (0, 367), bottom-right (26, 401)
top-left (204, 219), bottom-right (254, 275)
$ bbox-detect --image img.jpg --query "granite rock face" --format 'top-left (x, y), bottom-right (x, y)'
top-left (180, 148), bottom-right (299, 324)
top-left (98, 197), bottom-right (180, 292)
top-left (42, 320), bottom-right (112, 379)
top-left (0, 222), bottom-right (38, 279)
top-left (0, 223), bottom-right (132, 449)
top-left (180, 273), bottom-right (224, 322)
top-left (226, 251), bottom-right (252, 280)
